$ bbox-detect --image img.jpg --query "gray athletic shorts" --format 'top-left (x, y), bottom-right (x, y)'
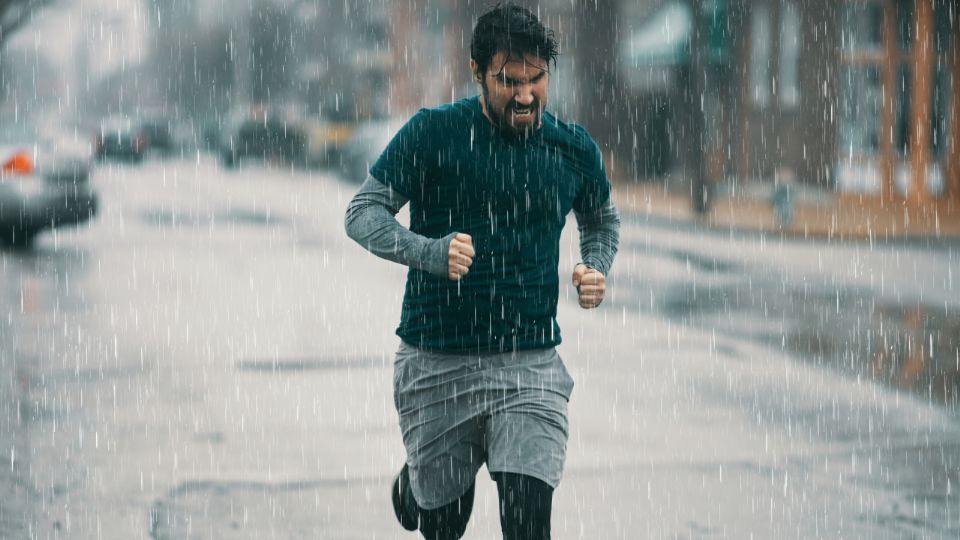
top-left (393, 341), bottom-right (575, 510)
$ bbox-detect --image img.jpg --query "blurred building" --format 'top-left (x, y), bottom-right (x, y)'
top-left (144, 0), bottom-right (391, 125)
top-left (614, 0), bottom-right (958, 210)
top-left (392, 0), bottom-right (958, 212)
top-left (1, 0), bottom-right (149, 125)
top-left (300, 0), bottom-right (391, 121)
top-left (134, 0), bottom-right (957, 213)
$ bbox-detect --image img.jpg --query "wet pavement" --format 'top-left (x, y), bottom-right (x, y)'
top-left (0, 156), bottom-right (958, 539)
top-left (609, 238), bottom-right (960, 408)
top-left (617, 225), bottom-right (960, 411)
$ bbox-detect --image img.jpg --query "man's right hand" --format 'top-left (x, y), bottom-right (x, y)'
top-left (448, 233), bottom-right (474, 280)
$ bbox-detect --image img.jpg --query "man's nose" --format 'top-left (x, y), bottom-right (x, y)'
top-left (513, 86), bottom-right (534, 106)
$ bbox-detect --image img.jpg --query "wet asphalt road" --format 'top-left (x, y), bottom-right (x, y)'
top-left (0, 156), bottom-right (958, 539)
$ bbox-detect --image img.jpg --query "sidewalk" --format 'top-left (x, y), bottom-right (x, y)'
top-left (613, 179), bottom-right (960, 242)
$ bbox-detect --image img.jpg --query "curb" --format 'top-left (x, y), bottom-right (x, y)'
top-left (614, 185), bottom-right (960, 246)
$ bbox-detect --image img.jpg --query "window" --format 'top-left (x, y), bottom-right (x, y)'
top-left (749, 4), bottom-right (771, 107)
top-left (931, 0), bottom-right (954, 159)
top-left (840, 1), bottom-right (883, 54)
top-left (778, 0), bottom-right (801, 107)
top-left (836, 0), bottom-right (954, 197)
top-left (894, 66), bottom-right (912, 156)
top-left (839, 65), bottom-right (883, 155)
top-left (837, 63), bottom-right (884, 194)
top-left (895, 0), bottom-right (915, 52)
top-left (835, 0), bottom-right (885, 194)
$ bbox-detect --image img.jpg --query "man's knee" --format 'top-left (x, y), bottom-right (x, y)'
top-left (492, 472), bottom-right (554, 540)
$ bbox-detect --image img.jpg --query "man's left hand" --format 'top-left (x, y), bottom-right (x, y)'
top-left (572, 264), bottom-right (605, 309)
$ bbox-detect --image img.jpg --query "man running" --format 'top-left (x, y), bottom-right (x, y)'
top-left (344, 4), bottom-right (619, 538)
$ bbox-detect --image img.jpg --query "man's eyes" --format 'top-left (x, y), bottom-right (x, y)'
top-left (497, 73), bottom-right (545, 86)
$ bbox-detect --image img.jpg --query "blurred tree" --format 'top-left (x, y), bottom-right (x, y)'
top-left (248, 1), bottom-right (298, 104)
top-left (0, 0), bottom-right (55, 48)
top-left (389, 0), bottom-right (427, 116)
top-left (147, 0), bottom-right (233, 120)
top-left (572, 0), bottom-right (622, 165)
top-left (687, 0), bottom-right (708, 214)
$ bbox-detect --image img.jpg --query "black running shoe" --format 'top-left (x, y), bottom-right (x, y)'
top-left (392, 464), bottom-right (418, 531)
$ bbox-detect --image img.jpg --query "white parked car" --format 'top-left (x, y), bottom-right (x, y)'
top-left (0, 122), bottom-right (98, 247)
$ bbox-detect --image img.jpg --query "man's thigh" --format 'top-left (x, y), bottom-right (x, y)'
top-left (484, 348), bottom-right (573, 489)
top-left (485, 392), bottom-right (570, 489)
top-left (394, 342), bottom-right (487, 509)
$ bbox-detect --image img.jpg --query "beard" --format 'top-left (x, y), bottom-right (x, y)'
top-left (481, 87), bottom-right (543, 138)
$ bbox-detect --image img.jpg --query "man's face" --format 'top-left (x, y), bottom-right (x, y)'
top-left (472, 51), bottom-right (550, 137)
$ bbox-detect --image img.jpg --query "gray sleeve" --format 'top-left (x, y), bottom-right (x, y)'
top-left (344, 175), bottom-right (453, 278)
top-left (574, 200), bottom-right (620, 276)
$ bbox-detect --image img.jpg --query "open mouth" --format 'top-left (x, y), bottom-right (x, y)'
top-left (509, 106), bottom-right (537, 123)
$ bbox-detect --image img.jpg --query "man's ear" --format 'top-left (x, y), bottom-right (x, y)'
top-left (469, 59), bottom-right (481, 82)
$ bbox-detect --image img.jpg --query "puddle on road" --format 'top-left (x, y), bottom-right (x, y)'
top-left (141, 208), bottom-right (290, 228)
top-left (678, 285), bottom-right (957, 407)
top-left (859, 305), bottom-right (960, 406)
top-left (149, 477), bottom-right (378, 540)
top-left (771, 296), bottom-right (959, 407)
top-left (235, 356), bottom-right (384, 372)
top-left (615, 249), bottom-right (960, 409)
top-left (638, 245), bottom-right (743, 274)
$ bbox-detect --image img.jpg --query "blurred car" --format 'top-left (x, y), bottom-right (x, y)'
top-left (95, 117), bottom-right (148, 162)
top-left (218, 110), bottom-right (307, 169)
top-left (0, 122), bottom-right (98, 247)
top-left (138, 118), bottom-right (176, 156)
top-left (338, 119), bottom-right (401, 183)
top-left (199, 116), bottom-right (225, 150)
top-left (301, 117), bottom-right (356, 168)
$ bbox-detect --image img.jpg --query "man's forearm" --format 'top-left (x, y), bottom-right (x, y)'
top-left (575, 201), bottom-right (620, 276)
top-left (344, 176), bottom-right (450, 277)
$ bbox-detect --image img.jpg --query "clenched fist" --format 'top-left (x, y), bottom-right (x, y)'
top-left (448, 233), bottom-right (475, 281)
top-left (572, 263), bottom-right (605, 309)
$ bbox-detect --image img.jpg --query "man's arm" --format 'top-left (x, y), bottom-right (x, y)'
top-left (574, 200), bottom-right (620, 275)
top-left (571, 200), bottom-right (620, 309)
top-left (344, 175), bottom-right (474, 279)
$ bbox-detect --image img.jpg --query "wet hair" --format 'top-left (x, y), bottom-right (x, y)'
top-left (470, 3), bottom-right (559, 77)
